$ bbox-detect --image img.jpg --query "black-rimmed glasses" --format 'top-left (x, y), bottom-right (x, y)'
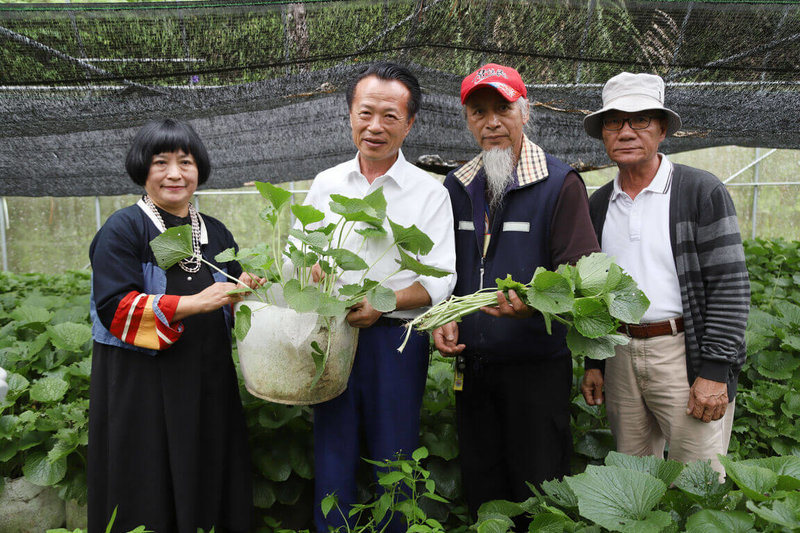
top-left (601, 115), bottom-right (658, 131)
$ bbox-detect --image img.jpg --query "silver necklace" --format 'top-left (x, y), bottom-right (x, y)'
top-left (144, 195), bottom-right (202, 273)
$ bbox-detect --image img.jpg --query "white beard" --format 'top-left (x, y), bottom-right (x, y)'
top-left (483, 147), bottom-right (516, 209)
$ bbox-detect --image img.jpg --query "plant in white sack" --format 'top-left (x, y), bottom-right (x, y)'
top-left (150, 182), bottom-right (449, 390)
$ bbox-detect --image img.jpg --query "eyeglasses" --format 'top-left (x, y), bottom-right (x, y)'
top-left (601, 115), bottom-right (659, 131)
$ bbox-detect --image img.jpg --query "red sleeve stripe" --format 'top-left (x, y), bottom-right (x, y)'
top-left (110, 291), bottom-right (183, 351)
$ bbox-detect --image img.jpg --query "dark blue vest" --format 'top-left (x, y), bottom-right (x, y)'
top-left (443, 154), bottom-right (572, 362)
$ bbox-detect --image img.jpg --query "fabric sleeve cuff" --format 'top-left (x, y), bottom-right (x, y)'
top-left (699, 359), bottom-right (730, 383)
top-left (157, 294), bottom-right (181, 323)
top-left (419, 274), bottom-right (456, 307)
top-left (584, 358), bottom-right (605, 373)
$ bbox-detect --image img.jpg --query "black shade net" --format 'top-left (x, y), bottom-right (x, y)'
top-left (1, 0), bottom-right (798, 197)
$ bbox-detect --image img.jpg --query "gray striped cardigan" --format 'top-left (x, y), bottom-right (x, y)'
top-left (586, 163), bottom-right (750, 400)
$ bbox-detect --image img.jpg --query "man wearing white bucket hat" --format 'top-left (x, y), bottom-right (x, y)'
top-left (580, 72), bottom-right (750, 475)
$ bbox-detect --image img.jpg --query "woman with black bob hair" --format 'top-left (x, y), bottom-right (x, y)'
top-left (88, 118), bottom-right (255, 532)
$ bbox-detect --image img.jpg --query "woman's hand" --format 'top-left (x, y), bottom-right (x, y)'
top-left (173, 282), bottom-right (244, 321)
top-left (238, 271), bottom-right (266, 290)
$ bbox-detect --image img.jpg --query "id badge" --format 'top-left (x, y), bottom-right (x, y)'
top-left (453, 355), bottom-right (465, 391)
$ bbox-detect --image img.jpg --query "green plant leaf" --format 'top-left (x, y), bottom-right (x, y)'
top-left (474, 513), bottom-right (514, 533)
top-left (11, 305), bottom-right (53, 325)
top-left (366, 285), bottom-right (396, 313)
top-left (782, 390), bottom-right (800, 417)
top-left (329, 194), bottom-right (382, 226)
top-left (602, 262), bottom-right (625, 292)
top-left (317, 294), bottom-right (348, 317)
top-left (527, 268), bottom-right (574, 314)
top-left (567, 328), bottom-right (628, 360)
top-left (329, 248), bottom-right (369, 271)
top-left (745, 492), bottom-right (800, 529)
top-left (739, 456), bottom-right (800, 491)
top-left (256, 181), bottom-right (292, 210)
top-left (396, 248), bottom-right (452, 278)
top-left (477, 500), bottom-right (525, 518)
top-left (355, 226), bottom-right (387, 239)
top-left (149, 224), bottom-right (194, 269)
top-left (257, 404), bottom-right (303, 429)
top-left (685, 509), bottom-right (755, 532)
top-left (529, 513), bottom-right (574, 533)
top-left (378, 471), bottom-right (406, 486)
top-left (421, 423), bottom-right (459, 461)
top-left (773, 300), bottom-right (800, 327)
top-left (718, 454), bottom-right (777, 501)
top-left (47, 322), bottom-right (92, 352)
top-left (214, 247), bottom-right (237, 263)
top-left (252, 448), bottom-right (292, 482)
top-left (283, 280), bottom-right (321, 313)
top-left (495, 274), bottom-right (527, 295)
top-left (252, 479), bottom-right (276, 510)
top-left (288, 228), bottom-right (329, 250)
top-left (573, 297), bottom-right (617, 338)
top-left (309, 340), bottom-right (328, 389)
top-left (23, 451), bottom-right (67, 486)
top-left (412, 446), bottom-right (428, 462)
top-left (565, 464), bottom-right (671, 532)
top-left (321, 493), bottom-right (338, 518)
top-left (575, 252), bottom-right (615, 297)
top-left (673, 460), bottom-right (729, 504)
top-left (753, 350), bottom-right (800, 380)
top-left (363, 187), bottom-right (388, 220)
top-left (606, 272), bottom-right (650, 324)
top-left (540, 478), bottom-right (578, 509)
top-left (234, 304), bottom-right (252, 342)
top-left (29, 376), bottom-right (69, 403)
top-left (389, 218), bottom-right (434, 255)
top-left (604, 451), bottom-right (684, 487)
top-left (291, 203), bottom-right (325, 227)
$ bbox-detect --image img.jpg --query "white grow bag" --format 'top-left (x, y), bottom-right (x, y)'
top-left (235, 301), bottom-right (358, 405)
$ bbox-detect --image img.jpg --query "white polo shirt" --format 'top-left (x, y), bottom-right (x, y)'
top-left (601, 154), bottom-right (682, 323)
top-left (298, 150), bottom-right (457, 319)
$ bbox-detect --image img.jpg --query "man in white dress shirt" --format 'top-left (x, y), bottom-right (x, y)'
top-left (304, 62), bottom-right (456, 533)
top-left (580, 72), bottom-right (749, 475)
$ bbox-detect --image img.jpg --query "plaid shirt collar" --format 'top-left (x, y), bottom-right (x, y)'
top-left (453, 134), bottom-right (549, 188)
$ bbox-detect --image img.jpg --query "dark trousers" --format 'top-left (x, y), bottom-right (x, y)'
top-left (456, 353), bottom-right (573, 519)
top-left (313, 323), bottom-right (429, 533)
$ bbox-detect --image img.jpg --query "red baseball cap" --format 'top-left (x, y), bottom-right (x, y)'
top-left (460, 63), bottom-right (527, 104)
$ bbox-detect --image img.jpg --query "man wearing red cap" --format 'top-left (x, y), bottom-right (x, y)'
top-left (433, 63), bottom-right (599, 517)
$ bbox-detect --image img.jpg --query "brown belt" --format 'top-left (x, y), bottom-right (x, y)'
top-left (618, 317), bottom-right (684, 339)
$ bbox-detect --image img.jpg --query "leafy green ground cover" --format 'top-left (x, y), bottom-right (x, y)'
top-left (1, 237), bottom-right (799, 531)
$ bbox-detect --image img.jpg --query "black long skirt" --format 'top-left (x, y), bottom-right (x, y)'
top-left (88, 266), bottom-right (252, 533)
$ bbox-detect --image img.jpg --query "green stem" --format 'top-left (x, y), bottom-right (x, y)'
top-left (199, 257), bottom-right (265, 302)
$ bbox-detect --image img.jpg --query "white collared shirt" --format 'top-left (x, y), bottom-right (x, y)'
top-left (298, 150), bottom-right (456, 319)
top-left (601, 154), bottom-right (682, 322)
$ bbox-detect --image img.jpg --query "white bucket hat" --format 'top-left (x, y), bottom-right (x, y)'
top-left (583, 72), bottom-right (682, 139)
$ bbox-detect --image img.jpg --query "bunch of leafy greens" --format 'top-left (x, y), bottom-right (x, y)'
top-left (402, 252), bottom-right (649, 359)
top-left (150, 182), bottom-right (449, 384)
top-left (0, 271), bottom-right (92, 505)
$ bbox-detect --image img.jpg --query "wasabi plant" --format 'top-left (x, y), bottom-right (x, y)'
top-left (150, 182), bottom-right (449, 384)
top-left (400, 252), bottom-right (649, 359)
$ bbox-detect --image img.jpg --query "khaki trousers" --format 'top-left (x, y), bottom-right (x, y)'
top-left (605, 332), bottom-right (735, 475)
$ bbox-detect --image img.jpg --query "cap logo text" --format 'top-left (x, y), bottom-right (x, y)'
top-left (474, 67), bottom-right (508, 84)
